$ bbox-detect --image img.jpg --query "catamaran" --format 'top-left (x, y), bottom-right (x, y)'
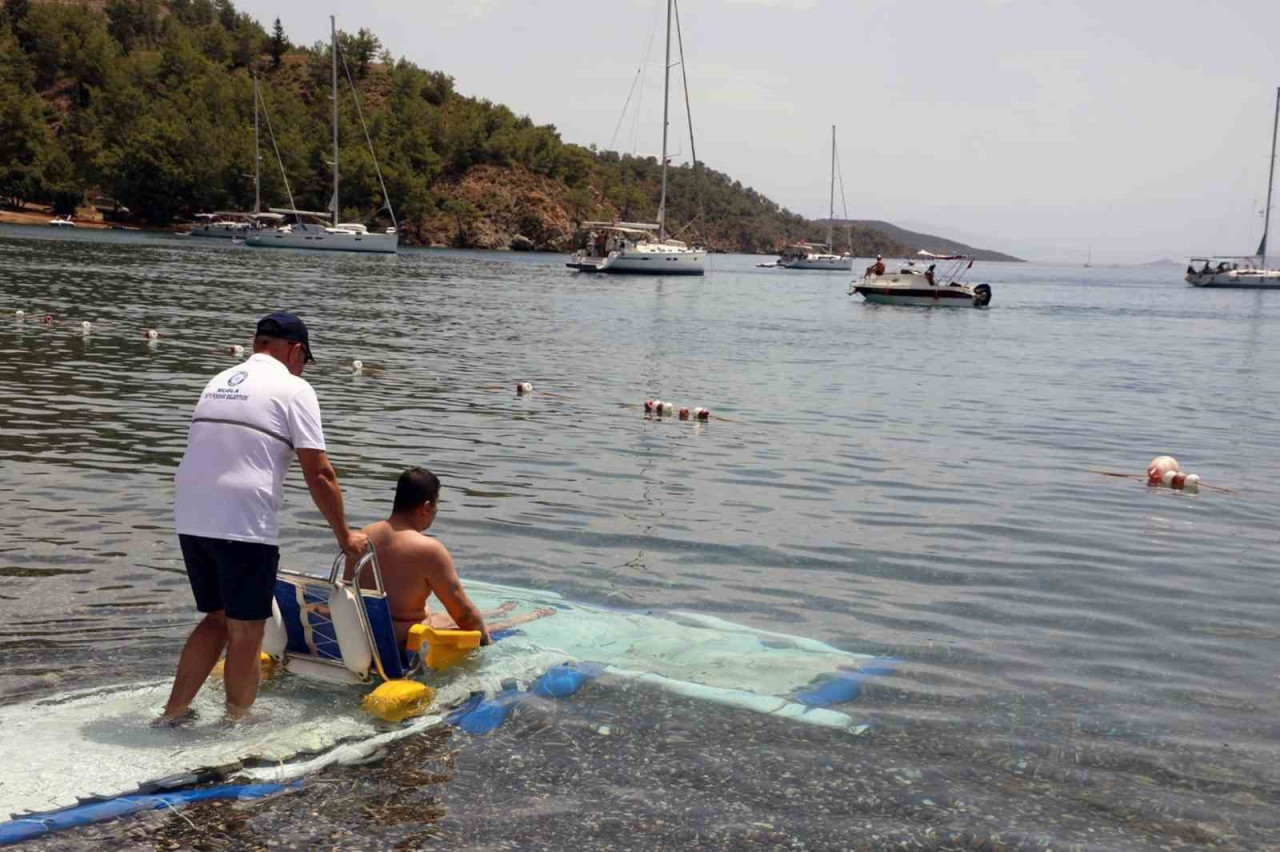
top-left (1186, 87), bottom-right (1280, 288)
top-left (187, 76), bottom-right (284, 239)
top-left (566, 0), bottom-right (705, 276)
top-left (248, 17), bottom-right (398, 255)
top-left (778, 126), bottom-right (853, 271)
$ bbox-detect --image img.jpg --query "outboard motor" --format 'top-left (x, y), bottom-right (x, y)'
top-left (972, 283), bottom-right (992, 307)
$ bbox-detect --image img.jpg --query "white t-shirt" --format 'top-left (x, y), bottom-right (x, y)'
top-left (174, 353), bottom-right (327, 544)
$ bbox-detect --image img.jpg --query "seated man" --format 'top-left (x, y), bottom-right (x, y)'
top-left (864, 254), bottom-right (886, 276)
top-left (348, 467), bottom-right (551, 648)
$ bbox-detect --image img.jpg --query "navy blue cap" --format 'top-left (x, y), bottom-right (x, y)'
top-left (256, 312), bottom-right (315, 362)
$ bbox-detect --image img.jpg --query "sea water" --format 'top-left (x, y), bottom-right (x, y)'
top-left (1, 227), bottom-right (1278, 849)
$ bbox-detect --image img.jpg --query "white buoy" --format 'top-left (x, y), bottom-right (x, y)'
top-left (662, 402), bottom-right (674, 417)
top-left (1183, 474), bottom-right (1201, 492)
top-left (144, 329), bottom-right (159, 340)
top-left (80, 320), bottom-right (91, 335)
top-left (1161, 470), bottom-right (1177, 487)
top-left (516, 381), bottom-right (533, 395)
top-left (1147, 455), bottom-right (1179, 485)
top-left (14, 310), bottom-right (24, 320)
top-left (352, 359), bottom-right (364, 372)
top-left (230, 344), bottom-right (244, 357)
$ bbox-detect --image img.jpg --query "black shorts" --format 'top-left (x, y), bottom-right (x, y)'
top-left (178, 534), bottom-right (280, 621)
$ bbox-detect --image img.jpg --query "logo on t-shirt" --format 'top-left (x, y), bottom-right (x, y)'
top-left (227, 371), bottom-right (248, 387)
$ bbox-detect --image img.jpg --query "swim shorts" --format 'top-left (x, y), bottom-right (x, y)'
top-left (178, 534), bottom-right (280, 621)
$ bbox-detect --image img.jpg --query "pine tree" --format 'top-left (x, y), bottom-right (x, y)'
top-left (268, 17), bottom-right (285, 69)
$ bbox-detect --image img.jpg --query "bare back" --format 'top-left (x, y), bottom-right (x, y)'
top-left (347, 520), bottom-right (484, 644)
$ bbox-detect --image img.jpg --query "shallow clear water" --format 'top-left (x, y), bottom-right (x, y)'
top-left (2, 226), bottom-right (1279, 849)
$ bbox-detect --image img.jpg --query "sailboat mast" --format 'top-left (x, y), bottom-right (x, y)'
top-left (252, 72), bottom-right (260, 214)
top-left (657, 0), bottom-right (672, 243)
top-left (331, 15), bottom-right (339, 227)
top-left (1261, 86), bottom-right (1279, 268)
top-left (827, 125), bottom-right (835, 250)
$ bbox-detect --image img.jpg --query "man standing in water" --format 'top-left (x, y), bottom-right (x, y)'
top-left (158, 312), bottom-right (367, 724)
top-left (348, 467), bottom-right (553, 647)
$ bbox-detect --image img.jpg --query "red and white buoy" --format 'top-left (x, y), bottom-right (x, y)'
top-left (678, 407), bottom-right (690, 420)
top-left (41, 315), bottom-right (54, 326)
top-left (644, 399), bottom-right (656, 413)
top-left (143, 328), bottom-right (159, 340)
top-left (230, 344), bottom-right (245, 357)
top-left (694, 407), bottom-right (710, 421)
top-left (516, 381), bottom-right (533, 395)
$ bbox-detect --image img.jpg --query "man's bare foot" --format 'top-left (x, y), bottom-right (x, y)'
top-left (224, 702), bottom-right (253, 723)
top-left (151, 707), bottom-right (198, 728)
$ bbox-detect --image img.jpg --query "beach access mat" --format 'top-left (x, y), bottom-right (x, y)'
top-left (0, 580), bottom-right (887, 817)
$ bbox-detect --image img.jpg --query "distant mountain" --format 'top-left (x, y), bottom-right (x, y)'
top-left (827, 220), bottom-right (1024, 262)
top-left (1139, 258), bottom-right (1182, 267)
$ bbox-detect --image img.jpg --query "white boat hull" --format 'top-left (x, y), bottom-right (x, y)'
top-left (246, 225), bottom-right (398, 254)
top-left (779, 255), bottom-right (853, 271)
top-left (1186, 270), bottom-right (1280, 289)
top-left (190, 223), bottom-right (251, 239)
top-left (852, 275), bottom-right (991, 307)
top-left (568, 246), bottom-right (706, 276)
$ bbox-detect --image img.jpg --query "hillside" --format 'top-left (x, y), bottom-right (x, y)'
top-left (0, 0), bottom-right (993, 258)
top-left (836, 221), bottom-right (1024, 262)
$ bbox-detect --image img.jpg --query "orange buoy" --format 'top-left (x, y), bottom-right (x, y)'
top-left (679, 407), bottom-right (690, 420)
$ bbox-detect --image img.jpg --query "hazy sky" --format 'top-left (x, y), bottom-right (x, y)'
top-left (239, 0), bottom-right (1279, 263)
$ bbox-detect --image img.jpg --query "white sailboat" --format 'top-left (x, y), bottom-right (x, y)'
top-left (1186, 86), bottom-right (1280, 288)
top-left (190, 75), bottom-right (282, 239)
top-left (248, 17), bottom-right (398, 255)
top-left (566, 0), bottom-right (705, 276)
top-left (779, 126), bottom-right (853, 271)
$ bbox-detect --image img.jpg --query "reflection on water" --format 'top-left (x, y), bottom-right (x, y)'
top-left (2, 227), bottom-right (1280, 848)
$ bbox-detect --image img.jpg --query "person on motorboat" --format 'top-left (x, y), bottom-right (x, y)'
top-left (347, 467), bottom-right (554, 649)
top-left (864, 255), bottom-right (886, 276)
top-left (158, 312), bottom-right (368, 726)
top-left (1201, 260), bottom-right (1213, 274)
top-left (925, 264), bottom-right (936, 286)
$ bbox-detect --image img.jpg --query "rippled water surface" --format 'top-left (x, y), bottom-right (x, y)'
top-left (2, 226), bottom-right (1279, 850)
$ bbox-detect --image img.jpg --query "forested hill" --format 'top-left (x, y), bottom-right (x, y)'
top-left (0, 0), bottom-right (1000, 258)
top-left (840, 221), bottom-right (1024, 263)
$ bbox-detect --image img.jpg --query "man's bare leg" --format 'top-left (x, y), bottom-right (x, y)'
top-left (490, 607), bottom-right (556, 632)
top-left (223, 617), bottom-right (267, 720)
top-left (158, 611), bottom-right (228, 724)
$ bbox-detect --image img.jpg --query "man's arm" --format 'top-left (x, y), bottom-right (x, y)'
top-left (420, 541), bottom-right (491, 645)
top-left (297, 448), bottom-right (367, 558)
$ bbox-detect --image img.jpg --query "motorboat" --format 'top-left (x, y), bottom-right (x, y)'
top-left (246, 18), bottom-right (399, 255)
top-left (850, 252), bottom-right (992, 307)
top-left (48, 217), bottom-right (75, 228)
top-left (1187, 86), bottom-right (1279, 289)
top-left (777, 126), bottom-right (853, 271)
top-left (566, 0), bottom-right (704, 275)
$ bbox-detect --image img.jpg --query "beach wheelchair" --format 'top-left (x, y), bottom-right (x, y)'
top-left (261, 545), bottom-right (482, 722)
